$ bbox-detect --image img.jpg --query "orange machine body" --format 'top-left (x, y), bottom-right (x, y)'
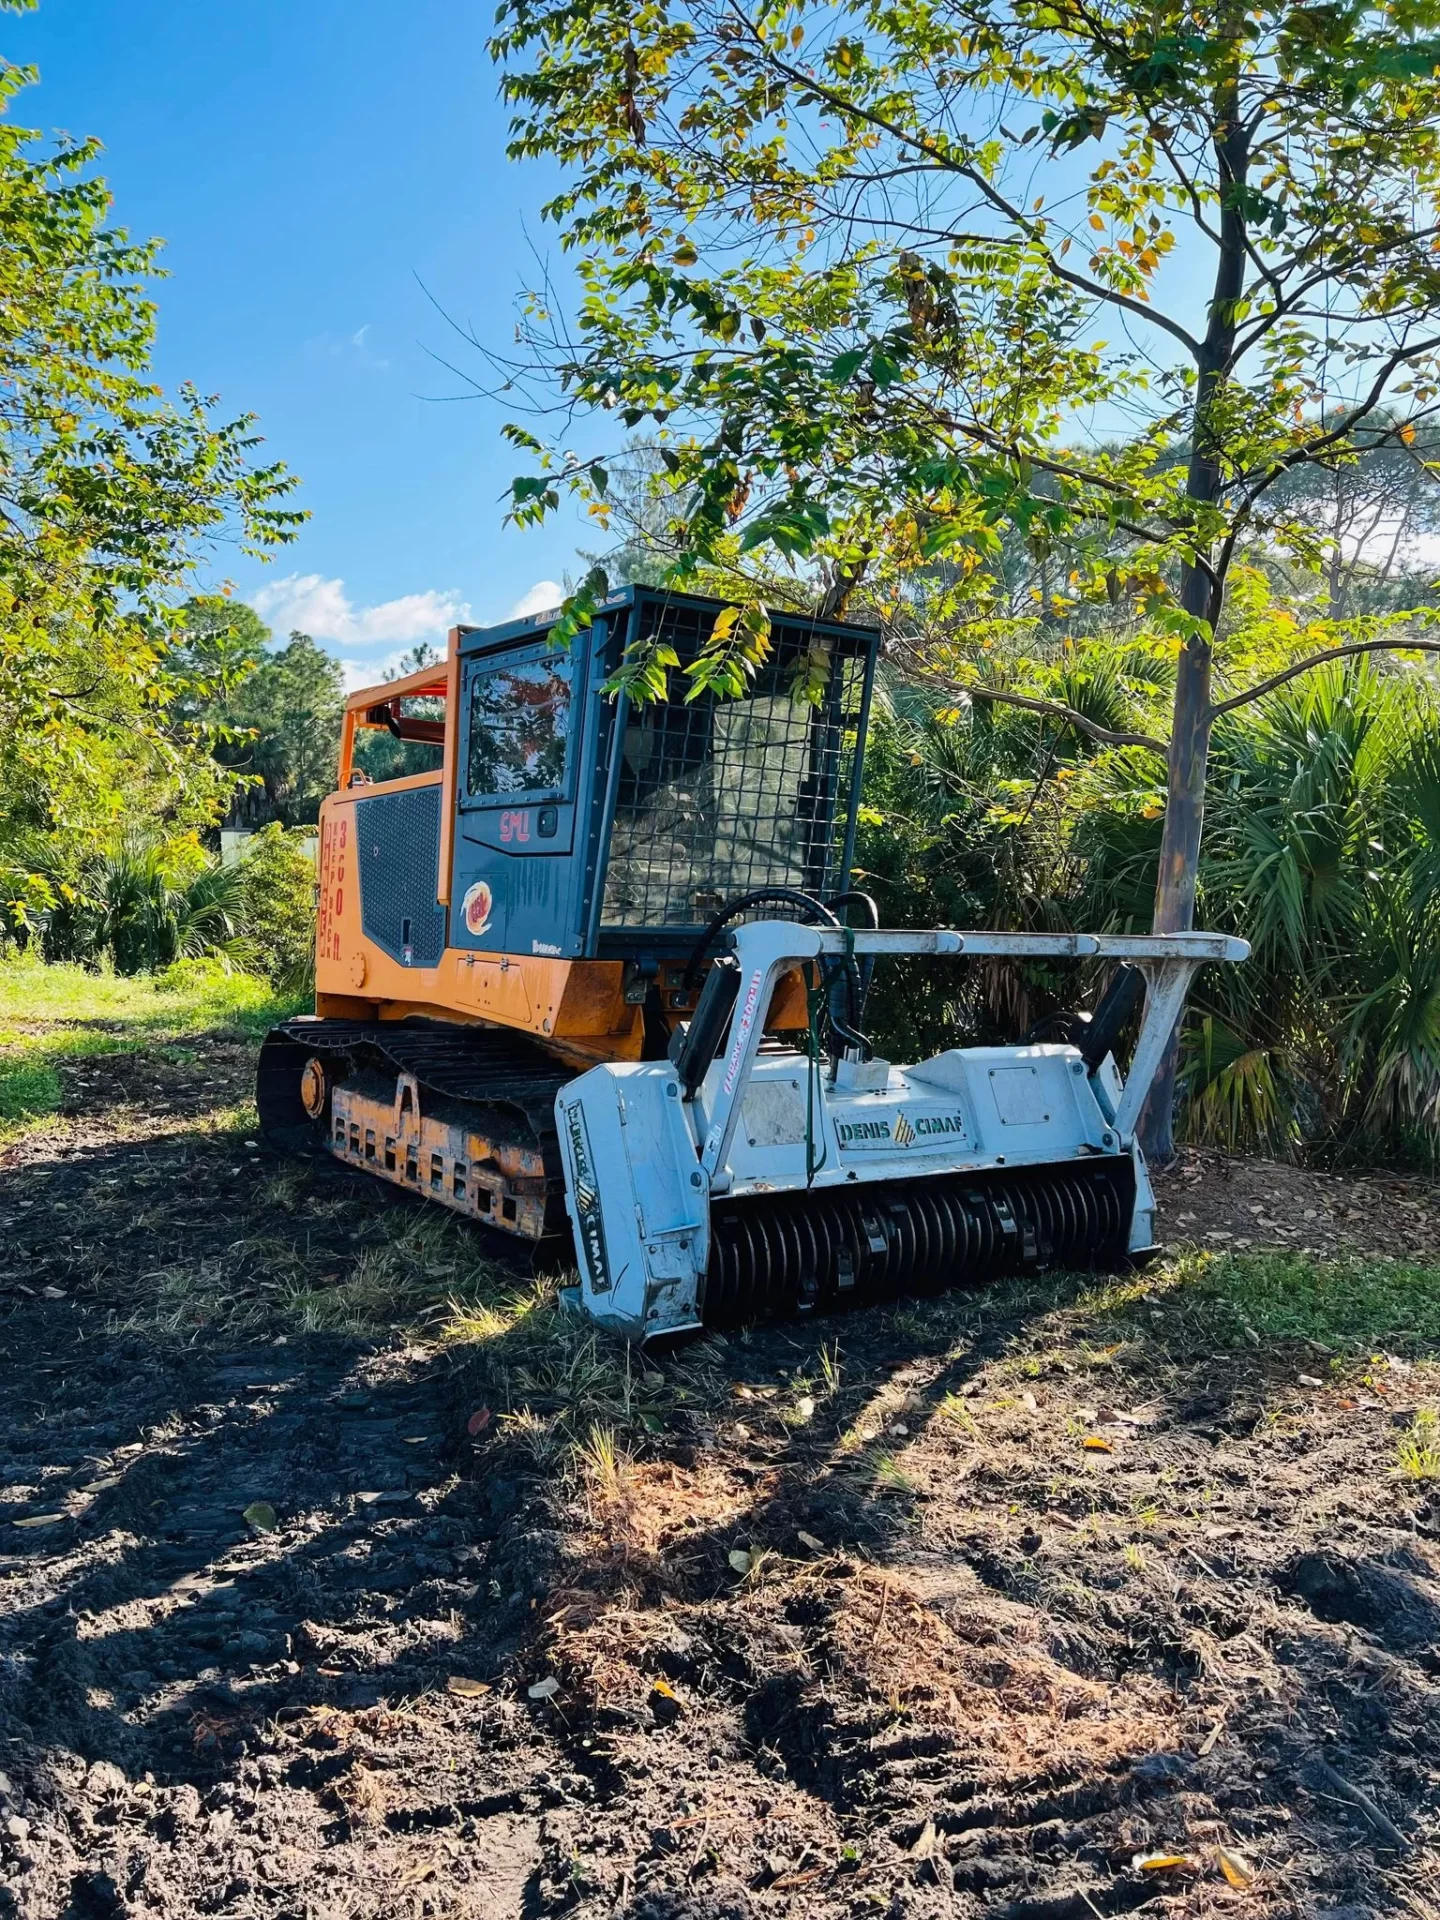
top-left (310, 636), bottom-right (806, 1065)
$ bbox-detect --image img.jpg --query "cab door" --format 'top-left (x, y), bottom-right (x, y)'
top-left (450, 632), bottom-right (586, 958)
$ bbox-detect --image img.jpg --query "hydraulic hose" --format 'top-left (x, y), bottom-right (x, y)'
top-left (823, 891), bottom-right (879, 1043)
top-left (681, 886), bottom-right (840, 991)
top-left (680, 887), bottom-right (877, 1064)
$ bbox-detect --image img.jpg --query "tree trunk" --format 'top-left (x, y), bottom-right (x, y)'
top-left (1140, 627), bottom-right (1213, 1161)
top-left (1138, 44), bottom-right (1246, 1164)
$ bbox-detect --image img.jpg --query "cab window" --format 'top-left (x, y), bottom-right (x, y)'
top-left (466, 655), bottom-right (571, 798)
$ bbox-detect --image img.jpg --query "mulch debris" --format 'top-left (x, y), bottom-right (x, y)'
top-left (1, 1041), bottom-right (1438, 1916)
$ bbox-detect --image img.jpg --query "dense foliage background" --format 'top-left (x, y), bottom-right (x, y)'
top-left (1, 0), bottom-right (1436, 1171)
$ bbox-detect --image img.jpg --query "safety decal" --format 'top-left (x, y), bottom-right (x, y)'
top-left (721, 967), bottom-right (765, 1097)
top-left (564, 1102), bottom-right (611, 1292)
top-left (461, 879), bottom-right (493, 939)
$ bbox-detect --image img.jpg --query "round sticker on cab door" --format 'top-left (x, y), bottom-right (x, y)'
top-left (462, 880), bottom-right (493, 939)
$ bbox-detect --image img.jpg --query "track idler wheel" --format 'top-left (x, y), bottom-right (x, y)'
top-left (701, 1159), bottom-right (1135, 1327)
top-left (256, 1029), bottom-right (341, 1154)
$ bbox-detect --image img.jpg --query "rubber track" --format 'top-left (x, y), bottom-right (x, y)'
top-left (257, 1018), bottom-right (574, 1168)
top-left (272, 1018), bottom-right (573, 1132)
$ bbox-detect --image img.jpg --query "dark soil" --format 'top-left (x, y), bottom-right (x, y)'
top-left (1, 1033), bottom-right (1438, 1918)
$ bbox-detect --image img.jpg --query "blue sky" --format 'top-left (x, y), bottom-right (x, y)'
top-left (8, 0), bottom-right (585, 685)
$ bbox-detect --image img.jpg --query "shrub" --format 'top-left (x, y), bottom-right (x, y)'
top-left (238, 824), bottom-right (316, 993)
top-left (42, 831), bottom-right (254, 975)
top-left (855, 653), bottom-right (1440, 1166)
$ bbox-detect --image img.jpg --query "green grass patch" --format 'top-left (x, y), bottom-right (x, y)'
top-left (1396, 1409), bottom-right (1440, 1481)
top-left (0, 1059), bottom-right (62, 1125)
top-left (0, 954), bottom-right (307, 1142)
top-left (0, 1030), bottom-right (142, 1135)
top-left (0, 953), bottom-right (301, 1040)
top-left (1168, 1248), bottom-right (1440, 1354)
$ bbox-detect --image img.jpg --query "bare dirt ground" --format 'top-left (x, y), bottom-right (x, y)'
top-left (2, 1015), bottom-right (1439, 1920)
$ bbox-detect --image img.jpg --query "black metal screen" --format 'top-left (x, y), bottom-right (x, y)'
top-left (599, 598), bottom-right (871, 930)
top-left (356, 787), bottom-right (448, 968)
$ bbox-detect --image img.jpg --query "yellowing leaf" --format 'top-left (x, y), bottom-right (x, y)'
top-left (1218, 1846), bottom-right (1255, 1889)
top-left (13, 1513), bottom-right (66, 1528)
top-left (1399, 421), bottom-right (1417, 445)
top-left (1083, 1435), bottom-right (1113, 1452)
top-left (446, 1675), bottom-right (490, 1698)
top-left (651, 1677), bottom-right (678, 1700)
top-left (1133, 1851), bottom-right (1190, 1870)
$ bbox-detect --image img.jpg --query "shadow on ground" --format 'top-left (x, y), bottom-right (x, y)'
top-left (1, 1054), bottom-right (1438, 1918)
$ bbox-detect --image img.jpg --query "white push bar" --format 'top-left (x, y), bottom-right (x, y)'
top-left (697, 923), bottom-right (1250, 1185)
top-left (807, 929), bottom-right (1249, 962)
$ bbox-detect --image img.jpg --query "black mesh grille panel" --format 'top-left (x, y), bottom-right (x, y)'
top-left (600, 601), bottom-right (869, 929)
top-left (356, 787), bottom-right (448, 969)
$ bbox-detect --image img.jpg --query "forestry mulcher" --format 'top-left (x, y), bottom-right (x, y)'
top-left (258, 588), bottom-right (1246, 1340)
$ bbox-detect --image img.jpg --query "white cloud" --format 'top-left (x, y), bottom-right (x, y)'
top-left (507, 579), bottom-right (565, 620)
top-left (248, 573), bottom-right (575, 697)
top-left (340, 651), bottom-right (413, 694)
top-left (253, 573), bottom-right (471, 648)
top-left (304, 323), bottom-right (390, 372)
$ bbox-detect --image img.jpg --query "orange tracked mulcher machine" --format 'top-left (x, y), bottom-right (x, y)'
top-left (258, 586), bottom-right (1245, 1339)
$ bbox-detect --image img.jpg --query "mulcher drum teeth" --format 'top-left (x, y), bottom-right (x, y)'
top-left (702, 1158), bottom-right (1135, 1326)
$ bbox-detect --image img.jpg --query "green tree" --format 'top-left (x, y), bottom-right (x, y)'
top-left (170, 593), bottom-right (274, 705)
top-left (1261, 419), bottom-right (1440, 617)
top-left (226, 632), bottom-right (344, 826)
top-left (492, 0), bottom-right (1440, 1154)
top-left (168, 597), bottom-right (346, 826)
top-left (0, 34), bottom-right (302, 927)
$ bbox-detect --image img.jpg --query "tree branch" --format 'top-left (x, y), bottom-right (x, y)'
top-left (895, 646), bottom-right (1168, 750)
top-left (921, 404), bottom-right (1207, 560)
top-left (964, 683), bottom-right (1165, 751)
top-left (1226, 338), bottom-right (1440, 532)
top-left (741, 25), bottom-right (1204, 358)
top-left (1208, 637), bottom-right (1440, 718)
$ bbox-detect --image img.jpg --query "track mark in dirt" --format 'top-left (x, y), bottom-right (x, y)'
top-left (0, 1300), bottom-right (574, 1918)
top-left (3, 1027), bottom-right (1440, 1916)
